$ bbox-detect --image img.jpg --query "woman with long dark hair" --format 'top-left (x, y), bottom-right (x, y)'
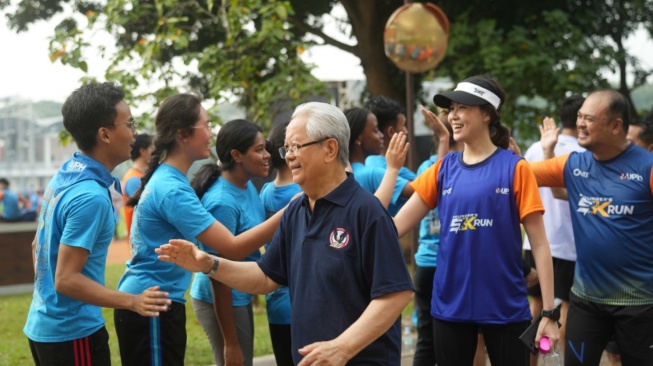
top-left (114, 94), bottom-right (282, 365)
top-left (189, 119), bottom-right (270, 366)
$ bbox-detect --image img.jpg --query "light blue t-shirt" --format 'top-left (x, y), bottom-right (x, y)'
top-left (365, 154), bottom-right (417, 181)
top-left (350, 162), bottom-right (408, 216)
top-left (190, 178), bottom-right (264, 306)
top-left (1, 188), bottom-right (22, 220)
top-left (259, 181), bottom-right (301, 324)
top-left (363, 155), bottom-right (414, 215)
top-left (414, 155), bottom-right (440, 268)
top-left (124, 176), bottom-right (141, 197)
top-left (24, 153), bottom-right (117, 342)
top-left (117, 163), bottom-right (215, 303)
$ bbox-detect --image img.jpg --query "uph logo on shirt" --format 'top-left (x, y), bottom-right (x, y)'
top-left (449, 213), bottom-right (493, 233)
top-left (577, 194), bottom-right (634, 217)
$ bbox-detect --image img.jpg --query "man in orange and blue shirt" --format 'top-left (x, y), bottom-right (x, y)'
top-left (530, 89), bottom-right (653, 366)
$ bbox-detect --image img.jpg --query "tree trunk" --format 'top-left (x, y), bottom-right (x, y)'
top-left (341, 0), bottom-right (405, 103)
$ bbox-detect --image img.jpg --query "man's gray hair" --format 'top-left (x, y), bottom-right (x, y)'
top-left (292, 102), bottom-right (350, 166)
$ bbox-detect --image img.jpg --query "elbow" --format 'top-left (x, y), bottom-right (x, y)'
top-left (405, 289), bottom-right (415, 304)
top-left (54, 274), bottom-right (73, 296)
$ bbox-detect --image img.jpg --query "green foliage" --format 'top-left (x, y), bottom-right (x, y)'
top-left (431, 9), bottom-right (613, 144)
top-left (5, 0), bottom-right (653, 143)
top-left (11, 0), bottom-right (324, 131)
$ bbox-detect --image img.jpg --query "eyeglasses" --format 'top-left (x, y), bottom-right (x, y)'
top-left (279, 137), bottom-right (330, 159)
top-left (193, 121), bottom-right (213, 131)
top-left (115, 120), bottom-right (137, 132)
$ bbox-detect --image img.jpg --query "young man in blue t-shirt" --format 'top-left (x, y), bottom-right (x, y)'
top-left (23, 82), bottom-right (170, 366)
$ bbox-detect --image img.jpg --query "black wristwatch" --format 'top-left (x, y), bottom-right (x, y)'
top-left (541, 307), bottom-right (561, 322)
top-left (203, 256), bottom-right (220, 276)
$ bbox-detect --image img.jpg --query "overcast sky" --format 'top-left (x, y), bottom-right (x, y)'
top-left (0, 10), bottom-right (651, 104)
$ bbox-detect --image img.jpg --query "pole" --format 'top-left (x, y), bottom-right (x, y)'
top-left (402, 0), bottom-right (419, 287)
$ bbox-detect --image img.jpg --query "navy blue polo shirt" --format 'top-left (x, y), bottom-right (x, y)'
top-left (258, 173), bottom-right (414, 364)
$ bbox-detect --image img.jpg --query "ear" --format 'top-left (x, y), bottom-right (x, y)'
top-left (385, 125), bottom-right (396, 138)
top-left (98, 127), bottom-right (111, 144)
top-left (323, 138), bottom-right (339, 163)
top-left (177, 129), bottom-right (189, 142)
top-left (611, 118), bottom-right (624, 135)
top-left (482, 110), bottom-right (491, 123)
top-left (231, 149), bottom-right (243, 163)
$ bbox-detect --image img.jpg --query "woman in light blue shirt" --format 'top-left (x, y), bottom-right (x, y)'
top-left (190, 119), bottom-right (271, 366)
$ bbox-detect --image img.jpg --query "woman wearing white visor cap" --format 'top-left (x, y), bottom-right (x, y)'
top-left (393, 75), bottom-right (559, 366)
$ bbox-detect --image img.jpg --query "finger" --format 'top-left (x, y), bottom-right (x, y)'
top-left (157, 255), bottom-right (173, 262)
top-left (298, 342), bottom-right (319, 356)
top-left (169, 239), bottom-right (190, 246)
top-left (388, 133), bottom-right (398, 149)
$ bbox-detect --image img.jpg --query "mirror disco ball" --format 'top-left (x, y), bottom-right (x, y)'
top-left (384, 3), bottom-right (450, 73)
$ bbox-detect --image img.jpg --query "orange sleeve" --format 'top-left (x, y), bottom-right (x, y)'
top-left (514, 160), bottom-right (544, 221)
top-left (528, 154), bottom-right (569, 187)
top-left (410, 158), bottom-right (443, 210)
top-left (0, 191), bottom-right (4, 200)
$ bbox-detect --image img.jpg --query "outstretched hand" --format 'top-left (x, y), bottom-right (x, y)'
top-left (539, 117), bottom-right (560, 156)
top-left (155, 239), bottom-right (212, 273)
top-left (420, 105), bottom-right (449, 139)
top-left (385, 132), bottom-right (409, 171)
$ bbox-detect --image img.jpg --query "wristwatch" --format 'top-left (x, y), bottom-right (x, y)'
top-left (203, 256), bottom-right (220, 276)
top-left (541, 307), bottom-right (561, 322)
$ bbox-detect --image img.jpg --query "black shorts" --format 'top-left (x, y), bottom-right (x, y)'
top-left (432, 318), bottom-right (530, 366)
top-left (523, 249), bottom-right (575, 300)
top-left (114, 301), bottom-right (187, 366)
top-left (28, 327), bottom-right (110, 366)
top-left (565, 292), bottom-right (653, 366)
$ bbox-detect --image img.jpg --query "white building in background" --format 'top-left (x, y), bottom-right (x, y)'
top-left (0, 97), bottom-right (76, 190)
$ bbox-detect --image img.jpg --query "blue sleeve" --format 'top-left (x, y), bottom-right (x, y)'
top-left (362, 213), bottom-right (415, 298)
top-left (204, 200), bottom-right (239, 255)
top-left (417, 157), bottom-right (436, 175)
top-left (60, 192), bottom-right (113, 253)
top-left (124, 177), bottom-right (141, 197)
top-left (399, 166), bottom-right (417, 181)
top-left (160, 185), bottom-right (215, 240)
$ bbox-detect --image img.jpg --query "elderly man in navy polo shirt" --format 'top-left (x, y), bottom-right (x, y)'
top-left (157, 101), bottom-right (415, 365)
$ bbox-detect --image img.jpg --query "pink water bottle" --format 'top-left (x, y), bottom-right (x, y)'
top-left (539, 336), bottom-right (562, 366)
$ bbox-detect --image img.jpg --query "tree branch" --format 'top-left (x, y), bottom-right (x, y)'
top-left (288, 15), bottom-right (357, 55)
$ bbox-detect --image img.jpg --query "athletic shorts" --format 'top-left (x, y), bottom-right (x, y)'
top-left (28, 326), bottom-right (110, 366)
top-left (114, 301), bottom-right (187, 366)
top-left (565, 293), bottom-right (653, 366)
top-left (523, 249), bottom-right (575, 300)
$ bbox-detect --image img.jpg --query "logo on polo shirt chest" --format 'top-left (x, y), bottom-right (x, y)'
top-left (329, 227), bottom-right (350, 249)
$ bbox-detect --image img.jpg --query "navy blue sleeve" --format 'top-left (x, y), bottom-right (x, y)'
top-left (362, 211), bottom-right (415, 299)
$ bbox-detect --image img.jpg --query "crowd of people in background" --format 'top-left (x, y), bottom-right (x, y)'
top-left (18, 77), bottom-right (653, 366)
top-left (0, 178), bottom-right (42, 222)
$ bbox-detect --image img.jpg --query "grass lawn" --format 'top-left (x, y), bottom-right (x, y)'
top-left (1, 262), bottom-right (414, 364)
top-left (0, 263), bottom-right (273, 365)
